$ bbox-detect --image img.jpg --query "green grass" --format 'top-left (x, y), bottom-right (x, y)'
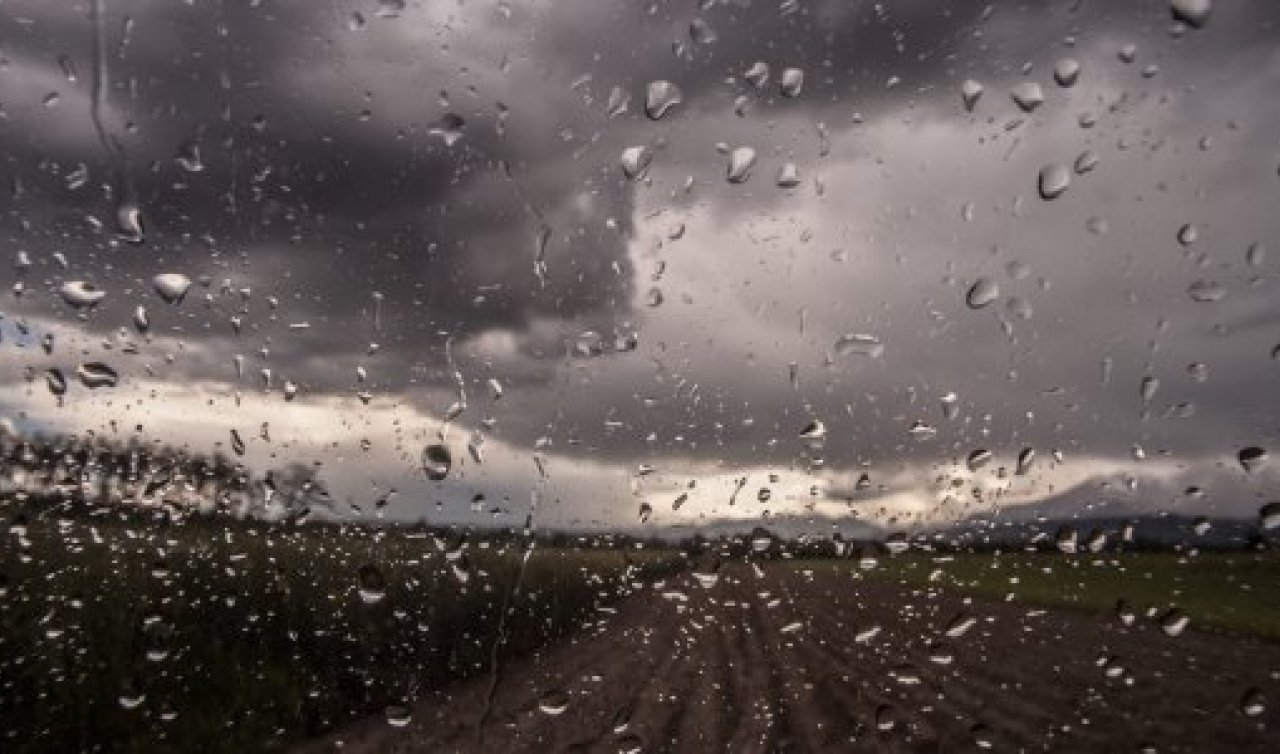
top-left (804, 551), bottom-right (1280, 641)
top-left (0, 499), bottom-right (681, 753)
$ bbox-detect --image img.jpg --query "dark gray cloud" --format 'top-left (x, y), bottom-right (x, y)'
top-left (2, 0), bottom-right (1280, 529)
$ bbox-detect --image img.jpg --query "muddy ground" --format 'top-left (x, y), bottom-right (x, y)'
top-left (296, 563), bottom-right (1280, 753)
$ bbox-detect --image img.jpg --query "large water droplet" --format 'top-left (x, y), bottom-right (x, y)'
top-left (1010, 82), bottom-right (1045, 112)
top-left (356, 564), bottom-right (387, 604)
top-left (744, 61), bottom-right (770, 88)
top-left (46, 368), bottom-right (68, 397)
top-left (1074, 150), bottom-right (1099, 174)
top-left (1054, 58), bottom-right (1080, 87)
top-left (776, 162), bottom-right (801, 188)
top-left (537, 689), bottom-right (569, 715)
top-left (76, 362), bottom-right (118, 389)
top-left (779, 68), bottom-right (804, 97)
top-left (1239, 446), bottom-right (1267, 472)
top-left (960, 79), bottom-right (984, 111)
top-left (727, 147), bottom-right (756, 184)
top-left (1038, 163), bottom-right (1070, 200)
top-left (152, 273), bottom-right (192, 304)
top-left (966, 278), bottom-right (999, 309)
top-left (117, 202), bottom-right (144, 243)
top-left (1187, 280), bottom-right (1226, 302)
top-left (1170, 0), bottom-right (1212, 28)
top-left (384, 705), bottom-right (412, 727)
top-left (59, 280), bottom-right (106, 309)
top-left (422, 443), bottom-right (451, 481)
top-left (1240, 688), bottom-right (1266, 717)
top-left (1159, 608), bottom-right (1189, 637)
top-left (1015, 447), bottom-right (1035, 476)
top-left (428, 113), bottom-right (465, 146)
top-left (1259, 502), bottom-right (1280, 531)
top-left (645, 81), bottom-right (682, 120)
top-left (832, 333), bottom-right (884, 358)
top-left (620, 146), bottom-right (652, 180)
top-left (966, 449), bottom-right (992, 472)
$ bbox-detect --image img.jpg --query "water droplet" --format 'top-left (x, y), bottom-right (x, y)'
top-left (1074, 150), bottom-right (1099, 174)
top-left (1140, 375), bottom-right (1159, 402)
top-left (385, 705), bottom-right (412, 727)
top-left (1170, 0), bottom-right (1212, 28)
top-left (776, 162), bottom-right (801, 188)
top-left (1038, 163), bottom-right (1070, 200)
top-left (175, 141), bottom-right (204, 172)
top-left (1013, 442), bottom-right (1034, 473)
top-left (941, 392), bottom-right (960, 419)
top-left (422, 444), bottom-right (451, 481)
top-left (779, 68), bottom-right (804, 97)
top-left (645, 81), bottom-right (683, 120)
top-left (606, 86), bottom-right (631, 117)
top-left (966, 278), bottom-right (999, 309)
top-left (1239, 446), bottom-right (1267, 472)
top-left (832, 333), bottom-right (884, 358)
top-left (132, 306), bottom-right (149, 333)
top-left (1177, 223), bottom-right (1199, 246)
top-left (1240, 688), bottom-right (1266, 717)
top-left (744, 61), bottom-right (770, 88)
top-left (1054, 58), bottom-right (1080, 87)
top-left (152, 273), bottom-right (192, 304)
top-left (875, 704), bottom-right (896, 731)
top-left (727, 147), bottom-right (757, 184)
top-left (58, 280), bottom-right (105, 309)
top-left (966, 449), bottom-right (992, 472)
top-left (1187, 280), bottom-right (1226, 302)
top-left (1119, 43), bottom-right (1138, 63)
top-left (428, 113), bottom-right (465, 146)
top-left (1260, 502), bottom-right (1280, 531)
top-left (1010, 82), bottom-right (1045, 112)
top-left (645, 287), bottom-right (664, 307)
top-left (117, 202), bottom-right (144, 244)
top-left (1159, 608), bottom-right (1189, 637)
top-left (76, 363), bottom-right (118, 389)
top-left (1006, 296), bottom-right (1033, 320)
top-left (356, 564), bottom-right (387, 604)
top-left (620, 146), bottom-right (652, 180)
top-left (960, 79), bottom-right (984, 111)
top-left (46, 368), bottom-right (68, 397)
top-left (908, 420), bottom-right (937, 439)
top-left (945, 613), bottom-right (977, 638)
top-left (1246, 242), bottom-right (1267, 266)
top-left (689, 18), bottom-right (716, 44)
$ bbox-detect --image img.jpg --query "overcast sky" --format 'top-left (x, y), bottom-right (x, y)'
top-left (1, 0), bottom-right (1278, 536)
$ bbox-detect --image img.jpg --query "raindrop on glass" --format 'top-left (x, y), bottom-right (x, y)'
top-left (966, 278), bottom-right (999, 309)
top-left (645, 81), bottom-right (683, 120)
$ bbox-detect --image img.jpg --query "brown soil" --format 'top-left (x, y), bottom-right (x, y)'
top-left (296, 563), bottom-right (1280, 753)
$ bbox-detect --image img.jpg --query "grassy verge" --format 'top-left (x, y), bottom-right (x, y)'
top-left (0, 498), bottom-right (680, 753)
top-left (791, 551), bottom-right (1280, 641)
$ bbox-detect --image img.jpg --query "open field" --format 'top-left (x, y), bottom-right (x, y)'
top-left (297, 560), bottom-right (1280, 753)
top-left (0, 498), bottom-right (680, 753)
top-left (845, 550), bottom-right (1280, 641)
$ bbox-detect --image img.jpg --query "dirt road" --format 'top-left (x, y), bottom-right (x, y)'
top-left (297, 563), bottom-right (1280, 752)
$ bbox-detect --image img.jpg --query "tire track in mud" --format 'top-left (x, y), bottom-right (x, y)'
top-left (296, 563), bottom-right (1280, 753)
